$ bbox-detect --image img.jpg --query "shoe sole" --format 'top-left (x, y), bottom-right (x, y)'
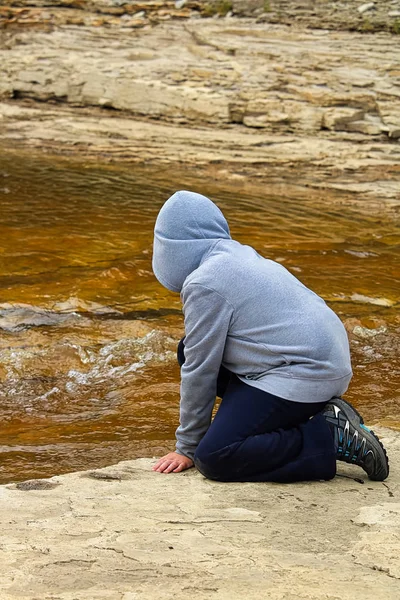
top-left (331, 397), bottom-right (389, 481)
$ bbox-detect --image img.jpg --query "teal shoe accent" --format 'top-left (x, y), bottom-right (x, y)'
top-left (323, 397), bottom-right (389, 481)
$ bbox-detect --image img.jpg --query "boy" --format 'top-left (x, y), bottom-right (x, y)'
top-left (151, 191), bottom-right (389, 482)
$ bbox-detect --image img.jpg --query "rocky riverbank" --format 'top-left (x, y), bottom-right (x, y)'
top-left (1, 0), bottom-right (400, 33)
top-left (1, 1), bottom-right (399, 205)
top-left (0, 7), bottom-right (399, 597)
top-left (1, 426), bottom-right (399, 599)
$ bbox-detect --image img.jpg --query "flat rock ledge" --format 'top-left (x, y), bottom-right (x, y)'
top-left (1, 426), bottom-right (399, 600)
top-left (1, 10), bottom-right (400, 205)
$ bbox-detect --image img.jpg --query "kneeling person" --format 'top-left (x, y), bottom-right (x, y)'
top-left (151, 191), bottom-right (389, 483)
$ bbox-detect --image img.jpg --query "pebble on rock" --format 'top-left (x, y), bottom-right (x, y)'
top-left (357, 2), bottom-right (375, 13)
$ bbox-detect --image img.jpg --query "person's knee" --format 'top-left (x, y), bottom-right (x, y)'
top-left (194, 446), bottom-right (227, 481)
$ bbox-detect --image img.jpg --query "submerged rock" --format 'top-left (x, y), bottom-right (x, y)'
top-left (353, 325), bottom-right (388, 338)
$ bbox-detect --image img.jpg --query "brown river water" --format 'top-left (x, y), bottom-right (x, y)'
top-left (0, 151), bottom-right (399, 484)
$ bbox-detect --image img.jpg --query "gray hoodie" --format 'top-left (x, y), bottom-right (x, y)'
top-left (152, 191), bottom-right (352, 460)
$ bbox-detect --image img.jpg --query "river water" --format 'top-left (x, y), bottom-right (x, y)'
top-left (0, 151), bottom-right (399, 483)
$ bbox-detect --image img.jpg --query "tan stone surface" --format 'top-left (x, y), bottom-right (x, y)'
top-left (1, 17), bottom-right (399, 135)
top-left (0, 427), bottom-right (399, 599)
top-left (1, 1), bottom-right (400, 32)
top-left (0, 11), bottom-right (399, 203)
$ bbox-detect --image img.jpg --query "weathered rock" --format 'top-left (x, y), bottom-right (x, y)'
top-left (345, 119), bottom-right (382, 135)
top-left (351, 502), bottom-right (400, 580)
top-left (358, 2), bottom-right (376, 14)
top-left (1, 19), bottom-right (399, 133)
top-left (257, 0), bottom-right (399, 32)
top-left (353, 325), bottom-right (388, 339)
top-left (0, 9), bottom-right (399, 203)
top-left (322, 107), bottom-right (365, 131)
top-left (1, 98), bottom-right (400, 204)
top-left (2, 0), bottom-right (400, 32)
top-left (0, 427), bottom-right (399, 599)
top-left (231, 0), bottom-right (265, 15)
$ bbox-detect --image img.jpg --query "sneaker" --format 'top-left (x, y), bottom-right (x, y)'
top-left (323, 397), bottom-right (389, 481)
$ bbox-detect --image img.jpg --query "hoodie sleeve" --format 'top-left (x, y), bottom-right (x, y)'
top-left (175, 283), bottom-right (234, 460)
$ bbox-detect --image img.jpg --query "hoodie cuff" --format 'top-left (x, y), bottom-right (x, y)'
top-left (175, 445), bottom-right (196, 462)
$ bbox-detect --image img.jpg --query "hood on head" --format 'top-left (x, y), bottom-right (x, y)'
top-left (152, 190), bottom-right (231, 292)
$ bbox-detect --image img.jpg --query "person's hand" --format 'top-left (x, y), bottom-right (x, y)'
top-left (152, 452), bottom-right (194, 473)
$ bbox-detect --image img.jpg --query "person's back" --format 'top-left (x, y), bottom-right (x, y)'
top-left (186, 237), bottom-right (352, 401)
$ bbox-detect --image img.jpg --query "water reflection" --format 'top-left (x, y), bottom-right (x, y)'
top-left (0, 151), bottom-right (398, 483)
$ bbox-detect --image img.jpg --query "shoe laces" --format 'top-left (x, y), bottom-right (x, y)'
top-left (336, 417), bottom-right (369, 463)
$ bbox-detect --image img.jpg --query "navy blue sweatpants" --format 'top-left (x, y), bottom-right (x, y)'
top-left (177, 338), bottom-right (336, 483)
